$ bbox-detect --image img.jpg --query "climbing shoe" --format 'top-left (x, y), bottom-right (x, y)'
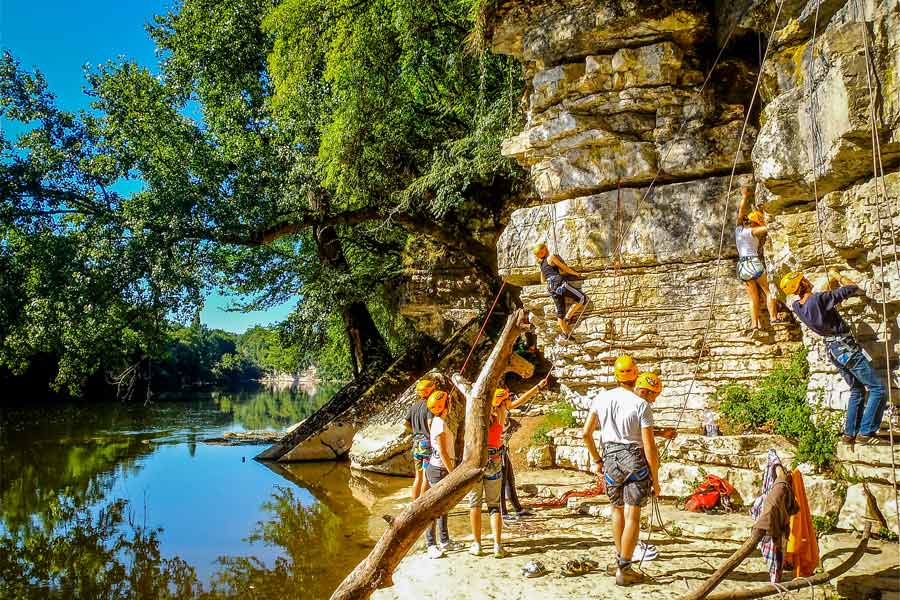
top-left (615, 566), bottom-right (644, 587)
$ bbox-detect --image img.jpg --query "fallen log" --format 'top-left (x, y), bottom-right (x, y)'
top-left (681, 522), bottom-right (873, 600)
top-left (329, 309), bottom-right (531, 600)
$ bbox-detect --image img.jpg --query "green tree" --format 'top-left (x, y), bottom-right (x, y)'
top-left (1, 0), bottom-right (523, 395)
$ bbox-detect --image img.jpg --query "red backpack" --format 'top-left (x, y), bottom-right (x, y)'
top-left (684, 474), bottom-right (735, 512)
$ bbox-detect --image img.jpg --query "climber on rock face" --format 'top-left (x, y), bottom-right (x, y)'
top-left (581, 355), bottom-right (660, 587)
top-left (780, 270), bottom-right (886, 446)
top-left (534, 242), bottom-right (588, 339)
top-left (735, 185), bottom-right (784, 332)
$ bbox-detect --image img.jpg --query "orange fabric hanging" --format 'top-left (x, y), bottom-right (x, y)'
top-left (785, 470), bottom-right (819, 577)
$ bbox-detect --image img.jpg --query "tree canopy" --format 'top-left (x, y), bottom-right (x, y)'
top-left (0, 0), bottom-right (524, 395)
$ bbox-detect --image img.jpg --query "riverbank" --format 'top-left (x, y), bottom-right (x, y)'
top-left (371, 468), bottom-right (898, 600)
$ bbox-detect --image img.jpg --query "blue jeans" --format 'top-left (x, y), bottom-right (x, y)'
top-left (827, 343), bottom-right (887, 437)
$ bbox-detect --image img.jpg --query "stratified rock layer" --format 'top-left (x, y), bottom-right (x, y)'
top-left (490, 0), bottom-right (898, 426)
top-left (487, 0), bottom-right (899, 532)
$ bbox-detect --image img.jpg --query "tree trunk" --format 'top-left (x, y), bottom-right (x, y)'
top-left (681, 522), bottom-right (872, 600)
top-left (329, 310), bottom-right (532, 600)
top-left (313, 223), bottom-right (391, 373)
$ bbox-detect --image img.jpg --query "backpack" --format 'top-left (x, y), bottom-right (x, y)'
top-left (684, 474), bottom-right (735, 513)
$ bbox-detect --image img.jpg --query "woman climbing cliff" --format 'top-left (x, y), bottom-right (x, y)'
top-left (534, 242), bottom-right (588, 339)
top-left (735, 186), bottom-right (783, 332)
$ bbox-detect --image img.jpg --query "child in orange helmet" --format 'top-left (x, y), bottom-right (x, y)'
top-left (534, 242), bottom-right (589, 338)
top-left (735, 185), bottom-right (783, 331)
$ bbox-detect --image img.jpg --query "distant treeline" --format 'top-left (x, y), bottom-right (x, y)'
top-left (0, 321), bottom-right (313, 401)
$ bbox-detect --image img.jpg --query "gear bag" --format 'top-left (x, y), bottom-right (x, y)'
top-left (684, 474), bottom-right (735, 512)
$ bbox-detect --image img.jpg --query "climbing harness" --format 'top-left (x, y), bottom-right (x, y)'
top-left (460, 280), bottom-right (507, 376)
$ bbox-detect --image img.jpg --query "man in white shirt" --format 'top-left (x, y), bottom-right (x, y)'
top-left (582, 355), bottom-right (661, 587)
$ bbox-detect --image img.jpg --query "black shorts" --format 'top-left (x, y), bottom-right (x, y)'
top-left (551, 282), bottom-right (587, 319)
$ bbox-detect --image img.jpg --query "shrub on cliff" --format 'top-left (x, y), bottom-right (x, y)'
top-left (713, 349), bottom-right (841, 470)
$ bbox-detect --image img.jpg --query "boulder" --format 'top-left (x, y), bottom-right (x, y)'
top-left (349, 423), bottom-right (414, 477)
top-left (836, 482), bottom-right (899, 535)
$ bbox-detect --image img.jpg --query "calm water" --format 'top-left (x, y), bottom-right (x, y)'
top-left (0, 385), bottom-right (407, 600)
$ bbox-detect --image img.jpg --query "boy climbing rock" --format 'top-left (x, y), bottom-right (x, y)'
top-left (780, 270), bottom-right (887, 445)
top-left (581, 355), bottom-right (660, 587)
top-left (533, 242), bottom-right (588, 338)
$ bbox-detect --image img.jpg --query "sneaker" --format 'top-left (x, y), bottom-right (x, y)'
top-left (857, 435), bottom-right (881, 446)
top-left (469, 542), bottom-right (483, 556)
top-left (493, 544), bottom-right (507, 558)
top-left (440, 540), bottom-right (465, 552)
top-left (615, 566), bottom-right (644, 587)
top-left (427, 545), bottom-right (445, 559)
top-left (516, 508), bottom-right (534, 517)
top-left (502, 513), bottom-right (520, 522)
top-left (841, 434), bottom-right (855, 444)
top-left (630, 541), bottom-right (658, 562)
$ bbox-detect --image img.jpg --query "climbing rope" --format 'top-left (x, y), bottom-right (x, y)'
top-left (857, 1), bottom-right (900, 534)
top-left (526, 476), bottom-right (606, 509)
top-left (807, 0), bottom-right (830, 273)
top-left (665, 0), bottom-right (788, 452)
top-left (612, 2), bottom-right (757, 259)
top-left (460, 280), bottom-right (507, 376)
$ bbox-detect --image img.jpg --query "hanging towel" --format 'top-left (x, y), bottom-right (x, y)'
top-left (785, 470), bottom-right (819, 578)
top-left (750, 449), bottom-right (787, 583)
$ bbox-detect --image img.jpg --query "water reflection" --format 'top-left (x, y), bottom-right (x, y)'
top-left (0, 389), bottom-right (404, 600)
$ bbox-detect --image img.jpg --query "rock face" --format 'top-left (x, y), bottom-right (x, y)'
top-left (487, 0), bottom-right (898, 429)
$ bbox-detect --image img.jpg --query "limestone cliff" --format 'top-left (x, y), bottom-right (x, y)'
top-left (484, 0), bottom-right (898, 428)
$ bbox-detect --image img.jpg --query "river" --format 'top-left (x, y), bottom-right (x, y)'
top-left (0, 385), bottom-right (408, 599)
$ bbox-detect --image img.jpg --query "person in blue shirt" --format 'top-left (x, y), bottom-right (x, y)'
top-left (780, 270), bottom-right (887, 445)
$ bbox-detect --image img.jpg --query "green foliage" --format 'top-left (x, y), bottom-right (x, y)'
top-left (676, 467), bottom-right (709, 505)
top-left (876, 526), bottom-right (899, 542)
top-left (531, 400), bottom-right (578, 443)
top-left (2, 0), bottom-right (526, 396)
top-left (714, 350), bottom-right (841, 469)
top-left (812, 512), bottom-right (839, 536)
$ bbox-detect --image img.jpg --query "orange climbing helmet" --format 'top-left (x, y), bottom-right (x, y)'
top-left (427, 391), bottom-right (448, 415)
top-left (780, 271), bottom-right (805, 295)
top-left (416, 378), bottom-right (436, 399)
top-left (635, 372), bottom-right (663, 395)
top-left (746, 210), bottom-right (765, 226)
top-left (533, 242), bottom-right (549, 258)
top-left (492, 388), bottom-right (510, 407)
top-left (614, 355), bottom-right (638, 383)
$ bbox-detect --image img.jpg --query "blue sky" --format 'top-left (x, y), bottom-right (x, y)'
top-left (2, 1), bottom-right (296, 332)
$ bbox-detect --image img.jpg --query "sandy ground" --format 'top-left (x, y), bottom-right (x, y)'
top-left (370, 469), bottom-right (900, 600)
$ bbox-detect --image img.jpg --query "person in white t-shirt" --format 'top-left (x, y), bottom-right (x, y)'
top-left (424, 390), bottom-right (458, 559)
top-left (581, 355), bottom-right (660, 587)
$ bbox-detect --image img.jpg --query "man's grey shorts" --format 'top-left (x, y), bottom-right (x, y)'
top-left (603, 442), bottom-right (651, 508)
top-left (467, 459), bottom-right (503, 513)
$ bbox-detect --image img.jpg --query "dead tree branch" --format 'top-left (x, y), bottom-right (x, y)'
top-left (329, 309), bottom-right (531, 600)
